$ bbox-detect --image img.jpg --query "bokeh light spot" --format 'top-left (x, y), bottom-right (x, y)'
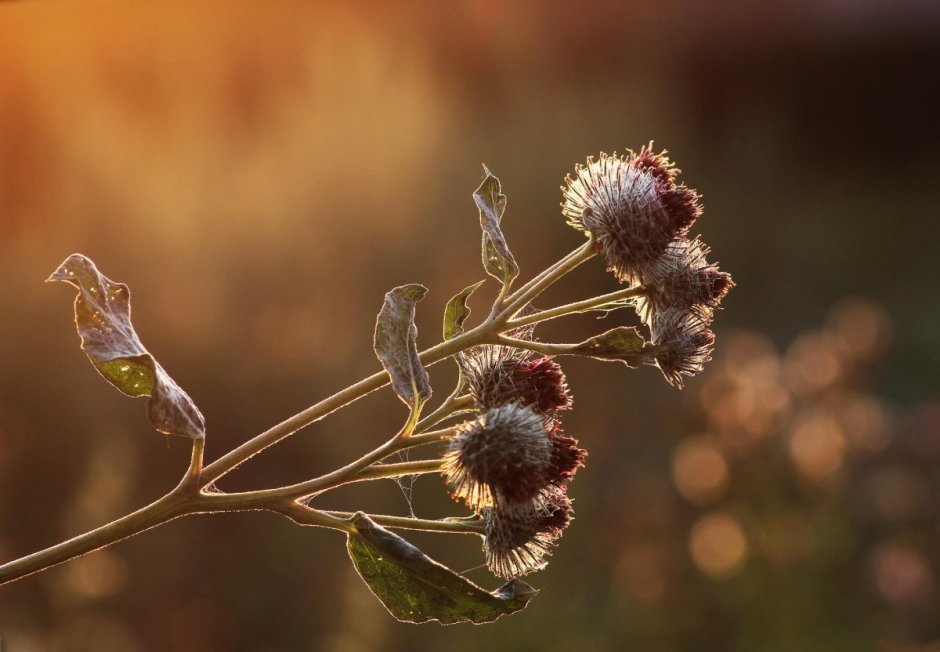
top-left (871, 542), bottom-right (933, 605)
top-left (788, 411), bottom-right (846, 480)
top-left (671, 436), bottom-right (729, 505)
top-left (689, 512), bottom-right (748, 578)
top-left (65, 549), bottom-right (128, 599)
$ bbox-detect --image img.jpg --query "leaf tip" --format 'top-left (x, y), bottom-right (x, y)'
top-left (494, 578), bottom-right (540, 602)
top-left (46, 253), bottom-right (96, 285)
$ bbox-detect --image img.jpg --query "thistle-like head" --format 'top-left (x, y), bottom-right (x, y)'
top-left (562, 145), bottom-right (701, 284)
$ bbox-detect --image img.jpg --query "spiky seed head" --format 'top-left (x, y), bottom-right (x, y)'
top-left (631, 143), bottom-right (680, 184)
top-left (561, 146), bottom-right (702, 284)
top-left (462, 344), bottom-right (572, 414)
top-left (442, 403), bottom-right (554, 510)
top-left (513, 358), bottom-right (572, 413)
top-left (483, 486), bottom-right (574, 578)
top-left (548, 424), bottom-right (587, 484)
top-left (650, 307), bottom-right (716, 388)
top-left (635, 237), bottom-right (734, 325)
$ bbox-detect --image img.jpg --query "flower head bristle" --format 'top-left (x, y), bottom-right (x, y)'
top-left (561, 149), bottom-right (703, 283)
top-left (483, 486), bottom-right (574, 578)
top-left (650, 307), bottom-right (716, 388)
top-left (461, 342), bottom-right (572, 414)
top-left (630, 142), bottom-right (679, 184)
top-left (441, 404), bottom-right (554, 510)
top-left (548, 424), bottom-right (586, 483)
top-left (635, 237), bottom-right (734, 325)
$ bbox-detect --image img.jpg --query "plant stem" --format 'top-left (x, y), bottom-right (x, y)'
top-left (500, 238), bottom-right (594, 311)
top-left (0, 238), bottom-right (594, 587)
top-left (324, 511), bottom-right (485, 535)
top-left (506, 285), bottom-right (645, 329)
top-left (221, 427), bottom-right (456, 503)
top-left (0, 490), bottom-right (190, 586)
top-left (348, 458), bottom-right (444, 483)
top-left (260, 500), bottom-right (357, 533)
top-left (497, 238), bottom-right (596, 321)
top-left (495, 335), bottom-right (574, 356)
top-left (199, 330), bottom-right (486, 487)
top-left (415, 394), bottom-right (474, 432)
top-left (201, 240), bottom-right (595, 487)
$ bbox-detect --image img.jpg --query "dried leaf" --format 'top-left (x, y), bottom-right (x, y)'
top-left (374, 284), bottom-right (432, 407)
top-left (443, 280), bottom-right (485, 340)
top-left (568, 326), bottom-right (651, 367)
top-left (48, 254), bottom-right (206, 439)
top-left (347, 513), bottom-right (537, 624)
top-left (474, 165), bottom-right (519, 290)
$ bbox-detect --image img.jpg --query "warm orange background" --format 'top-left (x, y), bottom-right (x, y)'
top-left (1, 1), bottom-right (939, 650)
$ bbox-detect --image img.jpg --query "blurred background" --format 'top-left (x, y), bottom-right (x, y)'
top-left (1, 0), bottom-right (939, 650)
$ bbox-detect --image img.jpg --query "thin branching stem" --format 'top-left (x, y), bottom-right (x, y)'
top-left (267, 501), bottom-right (357, 534)
top-left (415, 393), bottom-right (475, 433)
top-left (324, 511), bottom-right (485, 535)
top-left (495, 335), bottom-right (574, 356)
top-left (221, 427), bottom-right (456, 503)
top-left (500, 238), bottom-right (595, 312)
top-left (348, 458), bottom-right (444, 483)
top-left (498, 238), bottom-right (596, 321)
top-left (199, 330), bottom-right (487, 487)
top-left (0, 236), bottom-right (592, 586)
top-left (506, 285), bottom-right (645, 329)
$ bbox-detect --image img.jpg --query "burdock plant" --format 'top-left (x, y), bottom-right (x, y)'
top-left (0, 147), bottom-right (732, 624)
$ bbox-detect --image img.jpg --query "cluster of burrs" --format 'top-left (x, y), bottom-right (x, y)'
top-left (440, 145), bottom-right (733, 579)
top-left (442, 338), bottom-right (583, 578)
top-left (563, 145), bottom-right (733, 386)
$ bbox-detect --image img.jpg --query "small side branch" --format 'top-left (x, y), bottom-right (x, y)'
top-left (348, 459), bottom-right (444, 483)
top-left (506, 285), bottom-right (645, 329)
top-left (324, 511), bottom-right (485, 535)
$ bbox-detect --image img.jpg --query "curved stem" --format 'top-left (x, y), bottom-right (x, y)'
top-left (176, 437), bottom-right (205, 495)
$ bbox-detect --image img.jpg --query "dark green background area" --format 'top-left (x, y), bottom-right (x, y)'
top-left (0, 1), bottom-right (938, 650)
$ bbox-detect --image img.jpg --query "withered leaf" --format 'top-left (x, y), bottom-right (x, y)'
top-left (374, 284), bottom-right (432, 407)
top-left (474, 165), bottom-right (519, 290)
top-left (347, 513), bottom-right (537, 624)
top-left (568, 326), bottom-right (651, 367)
top-left (48, 254), bottom-right (206, 439)
top-left (442, 280), bottom-right (485, 340)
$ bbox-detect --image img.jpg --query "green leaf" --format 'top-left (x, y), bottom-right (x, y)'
top-left (47, 254), bottom-right (206, 439)
top-left (474, 165), bottom-right (519, 290)
top-left (347, 513), bottom-right (537, 624)
top-left (374, 284), bottom-right (432, 408)
top-left (443, 280), bottom-right (485, 340)
top-left (568, 326), bottom-right (651, 368)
